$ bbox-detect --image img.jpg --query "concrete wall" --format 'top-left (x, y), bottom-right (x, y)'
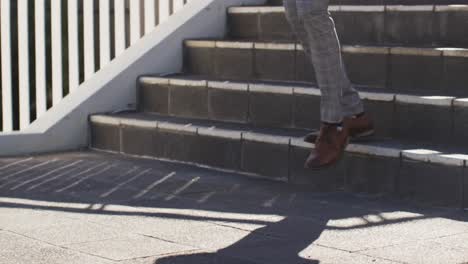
top-left (0, 0), bottom-right (266, 157)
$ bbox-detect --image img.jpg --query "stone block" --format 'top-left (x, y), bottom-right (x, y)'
top-left (259, 11), bottom-right (294, 41)
top-left (228, 13), bottom-right (259, 40)
top-left (184, 45), bottom-right (215, 76)
top-left (389, 50), bottom-right (443, 93)
top-left (293, 93), bottom-right (321, 130)
top-left (195, 135), bottom-right (242, 170)
top-left (138, 81), bottom-right (169, 114)
top-left (334, 9), bottom-right (385, 45)
top-left (241, 138), bottom-right (289, 180)
top-left (254, 45), bottom-right (295, 81)
top-left (443, 54), bottom-right (468, 96)
top-left (452, 99), bottom-right (468, 148)
top-left (395, 100), bottom-right (452, 143)
top-left (208, 88), bottom-right (249, 123)
top-left (121, 125), bottom-right (157, 157)
top-left (436, 7), bottom-right (468, 47)
top-left (169, 84), bottom-right (209, 119)
top-left (215, 44), bottom-right (254, 80)
top-left (342, 48), bottom-right (388, 89)
top-left (399, 159), bottom-right (463, 207)
top-left (385, 8), bottom-right (435, 45)
top-left (344, 153), bottom-right (399, 194)
top-left (249, 90), bottom-right (294, 128)
top-left (91, 123), bottom-right (120, 152)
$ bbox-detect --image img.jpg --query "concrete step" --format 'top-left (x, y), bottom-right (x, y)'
top-left (89, 112), bottom-right (468, 208)
top-left (267, 0), bottom-right (468, 6)
top-left (183, 40), bottom-right (468, 96)
top-left (137, 76), bottom-right (468, 148)
top-left (228, 5), bottom-right (468, 47)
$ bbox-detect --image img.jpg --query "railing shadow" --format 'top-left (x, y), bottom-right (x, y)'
top-left (0, 154), bottom-right (465, 263)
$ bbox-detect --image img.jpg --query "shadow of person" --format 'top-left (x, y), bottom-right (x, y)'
top-left (154, 215), bottom-right (324, 264)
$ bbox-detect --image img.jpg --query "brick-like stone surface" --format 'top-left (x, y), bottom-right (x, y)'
top-left (363, 100), bottom-right (394, 139)
top-left (208, 88), bottom-right (249, 123)
top-left (259, 12), bottom-right (294, 41)
top-left (436, 10), bottom-right (468, 47)
top-left (155, 129), bottom-right (199, 163)
top-left (344, 154), bottom-right (398, 194)
top-left (390, 54), bottom-right (442, 93)
top-left (334, 12), bottom-right (385, 45)
top-left (121, 125), bottom-right (156, 157)
top-left (185, 47), bottom-right (215, 76)
top-left (399, 159), bottom-right (463, 207)
top-left (91, 123), bottom-right (121, 152)
top-left (138, 82), bottom-right (169, 114)
top-left (464, 168), bottom-right (468, 209)
top-left (249, 92), bottom-right (294, 128)
top-left (452, 103), bottom-right (468, 148)
top-left (254, 49), bottom-right (295, 81)
top-left (293, 94), bottom-right (321, 130)
top-left (443, 56), bottom-right (468, 96)
top-left (169, 85), bottom-right (209, 119)
top-left (228, 13), bottom-right (259, 40)
top-left (289, 146), bottom-right (345, 190)
top-left (196, 135), bottom-right (242, 170)
top-left (295, 50), bottom-right (317, 83)
top-left (343, 52), bottom-right (388, 89)
top-left (241, 140), bottom-right (289, 180)
top-left (395, 102), bottom-right (451, 143)
top-left (215, 48), bottom-right (253, 80)
top-left (385, 11), bottom-right (435, 45)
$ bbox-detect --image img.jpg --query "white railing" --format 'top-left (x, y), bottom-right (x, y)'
top-left (0, 0), bottom-right (189, 132)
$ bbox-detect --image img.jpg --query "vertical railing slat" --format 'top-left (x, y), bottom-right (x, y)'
top-left (83, 0), bottom-right (95, 80)
top-left (51, 0), bottom-right (63, 106)
top-left (100, 0), bottom-right (111, 68)
top-left (129, 0), bottom-right (141, 45)
top-left (0, 0), bottom-right (188, 132)
top-left (1, 0), bottom-right (13, 132)
top-left (159, 0), bottom-right (170, 24)
top-left (68, 0), bottom-right (79, 93)
top-left (36, 0), bottom-right (47, 116)
top-left (114, 0), bottom-right (126, 56)
top-left (144, 0), bottom-right (156, 34)
top-left (17, 0), bottom-right (30, 129)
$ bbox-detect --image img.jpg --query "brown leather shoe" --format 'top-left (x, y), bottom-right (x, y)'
top-left (305, 123), bottom-right (349, 169)
top-left (304, 113), bottom-right (374, 143)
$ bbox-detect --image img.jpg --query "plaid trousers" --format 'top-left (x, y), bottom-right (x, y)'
top-left (283, 0), bottom-right (364, 123)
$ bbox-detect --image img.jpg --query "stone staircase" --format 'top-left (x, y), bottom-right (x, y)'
top-left (90, 0), bottom-right (468, 208)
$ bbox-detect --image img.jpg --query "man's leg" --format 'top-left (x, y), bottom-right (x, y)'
top-left (297, 0), bottom-right (364, 123)
top-left (285, 0), bottom-right (368, 168)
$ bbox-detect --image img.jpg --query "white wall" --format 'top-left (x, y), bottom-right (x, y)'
top-left (0, 0), bottom-right (266, 157)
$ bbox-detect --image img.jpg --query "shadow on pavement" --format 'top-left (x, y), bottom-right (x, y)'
top-left (0, 151), bottom-right (465, 264)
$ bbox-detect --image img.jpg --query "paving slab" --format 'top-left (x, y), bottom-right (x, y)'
top-left (0, 151), bottom-right (467, 264)
top-left (0, 231), bottom-right (113, 264)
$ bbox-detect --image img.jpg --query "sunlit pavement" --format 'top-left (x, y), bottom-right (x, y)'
top-left (0, 151), bottom-right (467, 264)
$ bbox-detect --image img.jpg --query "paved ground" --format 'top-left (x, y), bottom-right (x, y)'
top-left (0, 151), bottom-right (467, 264)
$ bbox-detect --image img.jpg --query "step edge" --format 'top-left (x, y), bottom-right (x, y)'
top-left (90, 114), bottom-right (468, 167)
top-left (185, 40), bottom-right (468, 58)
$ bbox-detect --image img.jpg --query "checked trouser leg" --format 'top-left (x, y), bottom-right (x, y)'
top-left (283, 0), bottom-right (364, 123)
